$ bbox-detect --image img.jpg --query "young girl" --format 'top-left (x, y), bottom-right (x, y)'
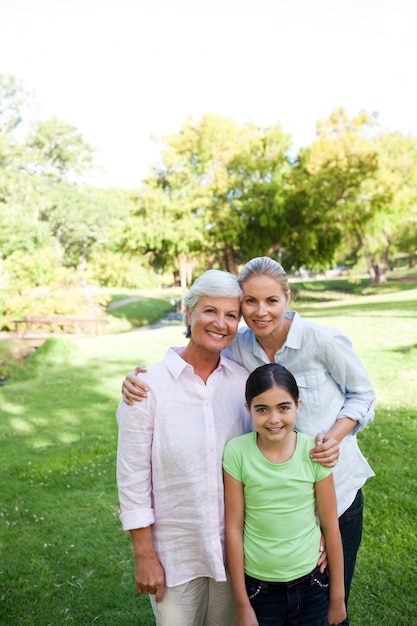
top-left (223, 363), bottom-right (346, 626)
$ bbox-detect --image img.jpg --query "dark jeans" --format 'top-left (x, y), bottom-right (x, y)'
top-left (245, 566), bottom-right (329, 626)
top-left (337, 488), bottom-right (364, 626)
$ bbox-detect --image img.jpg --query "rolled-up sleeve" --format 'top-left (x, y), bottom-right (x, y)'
top-left (116, 399), bottom-right (155, 530)
top-left (326, 333), bottom-right (376, 434)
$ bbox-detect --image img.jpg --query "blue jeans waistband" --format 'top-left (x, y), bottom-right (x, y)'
top-left (245, 565), bottom-right (322, 590)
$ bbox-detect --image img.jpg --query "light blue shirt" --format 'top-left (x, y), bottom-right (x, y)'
top-left (223, 310), bottom-right (375, 516)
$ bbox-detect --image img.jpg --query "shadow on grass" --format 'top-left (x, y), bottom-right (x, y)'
top-left (0, 355), bottom-right (157, 625)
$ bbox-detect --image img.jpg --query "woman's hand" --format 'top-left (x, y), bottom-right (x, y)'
top-left (310, 434), bottom-right (339, 467)
top-left (121, 366), bottom-right (148, 405)
top-left (135, 552), bottom-right (165, 603)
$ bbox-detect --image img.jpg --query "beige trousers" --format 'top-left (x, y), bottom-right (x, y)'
top-left (149, 576), bottom-right (236, 626)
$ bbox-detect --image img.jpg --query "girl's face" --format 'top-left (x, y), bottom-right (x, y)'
top-left (240, 275), bottom-right (290, 339)
top-left (247, 384), bottom-right (301, 444)
top-left (187, 296), bottom-right (240, 354)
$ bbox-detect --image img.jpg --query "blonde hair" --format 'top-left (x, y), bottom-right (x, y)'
top-left (238, 257), bottom-right (290, 299)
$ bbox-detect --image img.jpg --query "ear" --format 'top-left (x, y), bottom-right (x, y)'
top-left (244, 401), bottom-right (251, 415)
top-left (185, 305), bottom-right (192, 326)
top-left (296, 398), bottom-right (302, 412)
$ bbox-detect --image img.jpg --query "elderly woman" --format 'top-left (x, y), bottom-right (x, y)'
top-left (116, 270), bottom-right (252, 626)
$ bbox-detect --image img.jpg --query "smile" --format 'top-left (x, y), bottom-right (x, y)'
top-left (206, 330), bottom-right (226, 339)
top-left (266, 426), bottom-right (284, 433)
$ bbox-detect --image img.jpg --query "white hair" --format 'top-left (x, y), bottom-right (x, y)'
top-left (183, 270), bottom-right (242, 337)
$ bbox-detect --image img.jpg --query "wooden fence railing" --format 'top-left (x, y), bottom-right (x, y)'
top-left (13, 316), bottom-right (106, 338)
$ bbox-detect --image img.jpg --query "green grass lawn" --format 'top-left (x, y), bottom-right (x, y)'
top-left (0, 277), bottom-right (416, 625)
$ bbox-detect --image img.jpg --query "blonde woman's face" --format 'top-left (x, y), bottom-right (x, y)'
top-left (241, 276), bottom-right (290, 339)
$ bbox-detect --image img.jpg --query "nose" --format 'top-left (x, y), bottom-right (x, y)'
top-left (269, 410), bottom-right (280, 424)
top-left (256, 302), bottom-right (267, 316)
top-left (214, 314), bottom-right (227, 329)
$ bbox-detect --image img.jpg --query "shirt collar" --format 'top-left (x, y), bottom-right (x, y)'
top-left (165, 346), bottom-right (234, 380)
top-left (284, 310), bottom-right (302, 349)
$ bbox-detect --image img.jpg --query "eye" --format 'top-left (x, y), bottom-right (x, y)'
top-left (244, 297), bottom-right (256, 304)
top-left (268, 298), bottom-right (279, 304)
top-left (255, 407), bottom-right (268, 414)
top-left (227, 313), bottom-right (238, 319)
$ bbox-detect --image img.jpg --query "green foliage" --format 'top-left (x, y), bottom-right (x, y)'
top-left (0, 267), bottom-right (109, 331)
top-left (1, 71), bottom-right (417, 300)
top-left (357, 131), bottom-right (417, 282)
top-left (26, 117), bottom-right (95, 182)
top-left (3, 246), bottom-right (63, 288)
top-left (284, 108), bottom-right (385, 269)
top-left (132, 115), bottom-right (292, 273)
top-left (35, 184), bottom-right (135, 269)
top-left (0, 204), bottom-right (56, 260)
top-left (89, 250), bottom-right (160, 289)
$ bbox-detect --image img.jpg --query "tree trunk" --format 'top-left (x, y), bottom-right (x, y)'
top-left (369, 263), bottom-right (387, 285)
top-left (369, 253), bottom-right (390, 285)
top-left (178, 255), bottom-right (194, 289)
top-left (223, 244), bottom-right (238, 275)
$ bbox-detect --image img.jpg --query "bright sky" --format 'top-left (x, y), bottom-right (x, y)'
top-left (2, 0), bottom-right (417, 189)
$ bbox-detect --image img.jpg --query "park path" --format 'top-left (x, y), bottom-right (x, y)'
top-left (106, 296), bottom-right (144, 310)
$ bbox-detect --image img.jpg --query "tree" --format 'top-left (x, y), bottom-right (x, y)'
top-left (284, 108), bottom-right (390, 274)
top-left (35, 184), bottom-right (134, 269)
top-left (205, 121), bottom-right (292, 271)
top-left (0, 74), bottom-right (113, 324)
top-left (0, 203), bottom-right (55, 260)
top-left (120, 115), bottom-right (292, 279)
top-left (26, 117), bottom-right (95, 183)
top-left (0, 75), bottom-right (32, 205)
top-left (355, 131), bottom-right (417, 283)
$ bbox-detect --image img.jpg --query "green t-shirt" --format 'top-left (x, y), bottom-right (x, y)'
top-left (223, 430), bottom-right (332, 582)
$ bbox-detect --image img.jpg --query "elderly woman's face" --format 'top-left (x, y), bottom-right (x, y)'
top-left (187, 296), bottom-right (240, 353)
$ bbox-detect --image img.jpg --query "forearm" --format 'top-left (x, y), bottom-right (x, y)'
top-left (226, 528), bottom-right (251, 608)
top-left (130, 526), bottom-right (157, 559)
top-left (325, 529), bottom-right (346, 624)
top-left (327, 416), bottom-right (357, 443)
top-left (323, 528), bottom-right (345, 600)
top-left (129, 526), bottom-right (165, 601)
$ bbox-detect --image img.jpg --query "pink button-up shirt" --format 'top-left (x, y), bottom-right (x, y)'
top-left (116, 347), bottom-right (252, 587)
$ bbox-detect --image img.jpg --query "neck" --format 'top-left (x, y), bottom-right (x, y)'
top-left (257, 431), bottom-right (297, 464)
top-left (180, 343), bottom-right (221, 383)
top-left (256, 317), bottom-right (291, 359)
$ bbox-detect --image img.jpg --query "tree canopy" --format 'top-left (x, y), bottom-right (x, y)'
top-left (1, 73), bottom-right (416, 328)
